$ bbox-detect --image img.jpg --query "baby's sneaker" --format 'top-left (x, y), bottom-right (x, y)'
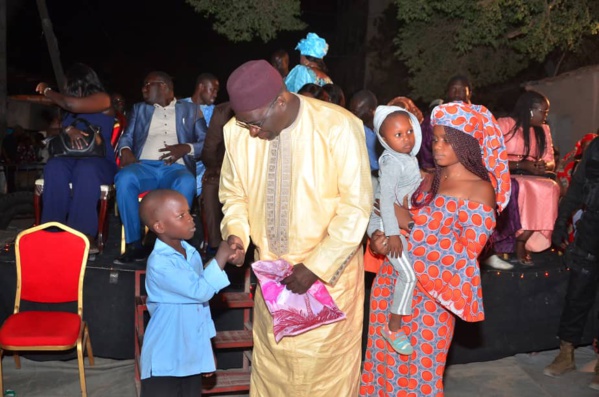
top-left (381, 324), bottom-right (413, 355)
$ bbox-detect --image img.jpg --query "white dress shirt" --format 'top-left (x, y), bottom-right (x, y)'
top-left (138, 99), bottom-right (193, 165)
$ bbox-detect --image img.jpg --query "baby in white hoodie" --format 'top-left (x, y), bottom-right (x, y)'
top-left (368, 105), bottom-right (422, 355)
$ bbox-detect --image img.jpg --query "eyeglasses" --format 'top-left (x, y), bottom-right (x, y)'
top-left (143, 81), bottom-right (166, 88)
top-left (236, 95), bottom-right (279, 132)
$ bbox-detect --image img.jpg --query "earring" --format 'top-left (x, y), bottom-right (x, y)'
top-left (530, 110), bottom-right (534, 118)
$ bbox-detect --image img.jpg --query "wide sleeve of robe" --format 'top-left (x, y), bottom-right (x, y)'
top-left (408, 195), bottom-right (496, 322)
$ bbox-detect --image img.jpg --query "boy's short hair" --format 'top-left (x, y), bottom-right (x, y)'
top-left (139, 189), bottom-right (180, 231)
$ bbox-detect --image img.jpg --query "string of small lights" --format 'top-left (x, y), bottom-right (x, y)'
top-left (483, 266), bottom-right (569, 279)
top-left (481, 249), bottom-right (569, 279)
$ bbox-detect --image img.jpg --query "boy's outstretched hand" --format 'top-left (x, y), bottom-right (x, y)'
top-left (214, 239), bottom-right (244, 269)
top-left (226, 235), bottom-right (245, 267)
top-left (214, 241), bottom-right (235, 269)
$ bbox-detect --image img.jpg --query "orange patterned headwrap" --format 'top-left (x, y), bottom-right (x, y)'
top-left (431, 102), bottom-right (511, 212)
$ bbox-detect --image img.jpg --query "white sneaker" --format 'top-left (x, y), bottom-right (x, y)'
top-left (483, 254), bottom-right (514, 270)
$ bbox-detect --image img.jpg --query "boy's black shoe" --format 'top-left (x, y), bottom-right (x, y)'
top-left (113, 245), bottom-right (148, 265)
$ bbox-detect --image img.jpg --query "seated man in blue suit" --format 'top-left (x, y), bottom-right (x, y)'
top-left (114, 71), bottom-right (206, 264)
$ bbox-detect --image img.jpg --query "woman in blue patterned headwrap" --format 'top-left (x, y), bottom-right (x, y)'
top-left (284, 33), bottom-right (333, 93)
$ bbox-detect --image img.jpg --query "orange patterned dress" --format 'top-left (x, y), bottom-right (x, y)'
top-left (360, 195), bottom-right (495, 396)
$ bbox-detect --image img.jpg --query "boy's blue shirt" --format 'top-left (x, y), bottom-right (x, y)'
top-left (141, 239), bottom-right (230, 379)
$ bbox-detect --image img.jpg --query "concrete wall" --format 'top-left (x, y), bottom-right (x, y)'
top-left (525, 65), bottom-right (599, 154)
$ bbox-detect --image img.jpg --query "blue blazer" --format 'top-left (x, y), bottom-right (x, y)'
top-left (117, 100), bottom-right (207, 175)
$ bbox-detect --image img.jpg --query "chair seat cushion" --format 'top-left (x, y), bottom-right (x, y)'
top-left (0, 311), bottom-right (82, 348)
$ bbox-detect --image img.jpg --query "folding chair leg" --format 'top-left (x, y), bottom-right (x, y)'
top-left (121, 224), bottom-right (149, 255)
top-left (33, 193), bottom-right (42, 226)
top-left (84, 323), bottom-right (94, 366)
top-left (0, 348), bottom-right (4, 393)
top-left (77, 332), bottom-right (88, 397)
top-left (0, 351), bottom-right (22, 397)
top-left (97, 198), bottom-right (109, 253)
top-left (121, 224), bottom-right (126, 255)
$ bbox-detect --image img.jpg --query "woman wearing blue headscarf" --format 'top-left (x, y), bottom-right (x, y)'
top-left (285, 33), bottom-right (333, 93)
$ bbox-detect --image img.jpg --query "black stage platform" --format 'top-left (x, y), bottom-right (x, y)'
top-left (0, 212), bottom-right (597, 366)
top-left (446, 251), bottom-right (598, 364)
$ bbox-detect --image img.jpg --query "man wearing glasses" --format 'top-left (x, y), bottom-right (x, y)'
top-left (220, 60), bottom-right (372, 396)
top-left (114, 71), bottom-right (207, 265)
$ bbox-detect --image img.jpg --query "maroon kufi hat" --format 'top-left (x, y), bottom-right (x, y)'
top-left (227, 60), bottom-right (283, 113)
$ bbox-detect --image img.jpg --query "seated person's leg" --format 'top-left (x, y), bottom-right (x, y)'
top-left (41, 157), bottom-right (76, 225)
top-left (69, 158), bottom-right (116, 238)
top-left (115, 161), bottom-right (160, 263)
top-left (515, 230), bottom-right (534, 265)
top-left (158, 163), bottom-right (196, 206)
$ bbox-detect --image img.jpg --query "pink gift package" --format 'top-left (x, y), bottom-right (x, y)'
top-left (251, 259), bottom-right (346, 342)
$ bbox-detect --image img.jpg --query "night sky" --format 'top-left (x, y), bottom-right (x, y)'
top-left (8, 0), bottom-right (338, 104)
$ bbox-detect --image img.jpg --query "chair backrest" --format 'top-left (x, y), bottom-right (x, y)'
top-left (15, 222), bottom-right (89, 314)
top-left (111, 117), bottom-right (125, 167)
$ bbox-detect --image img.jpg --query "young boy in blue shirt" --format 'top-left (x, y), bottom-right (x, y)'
top-left (139, 189), bottom-right (240, 397)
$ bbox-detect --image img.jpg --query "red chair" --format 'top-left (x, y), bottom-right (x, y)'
top-left (0, 222), bottom-right (94, 396)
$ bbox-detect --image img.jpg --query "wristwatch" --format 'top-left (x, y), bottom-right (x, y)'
top-left (407, 221), bottom-right (415, 231)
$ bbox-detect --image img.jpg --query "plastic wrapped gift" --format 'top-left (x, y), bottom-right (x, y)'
top-left (251, 259), bottom-right (346, 343)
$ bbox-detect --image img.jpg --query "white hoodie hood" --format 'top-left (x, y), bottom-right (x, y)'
top-left (373, 105), bottom-right (422, 157)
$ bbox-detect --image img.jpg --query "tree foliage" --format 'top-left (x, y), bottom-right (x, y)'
top-left (184, 0), bottom-right (306, 42)
top-left (393, 0), bottom-right (599, 101)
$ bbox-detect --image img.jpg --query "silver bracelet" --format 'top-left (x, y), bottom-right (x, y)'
top-left (43, 87), bottom-right (52, 96)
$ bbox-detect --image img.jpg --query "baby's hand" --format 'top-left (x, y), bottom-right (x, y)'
top-left (214, 241), bottom-right (235, 269)
top-left (387, 235), bottom-right (403, 259)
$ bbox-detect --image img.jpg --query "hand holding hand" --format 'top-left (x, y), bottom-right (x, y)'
top-left (214, 240), bottom-right (235, 269)
top-left (281, 263), bottom-right (319, 294)
top-left (227, 235), bottom-right (245, 267)
top-left (370, 230), bottom-right (390, 256)
top-left (159, 143), bottom-right (191, 165)
top-left (386, 235), bottom-right (403, 258)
